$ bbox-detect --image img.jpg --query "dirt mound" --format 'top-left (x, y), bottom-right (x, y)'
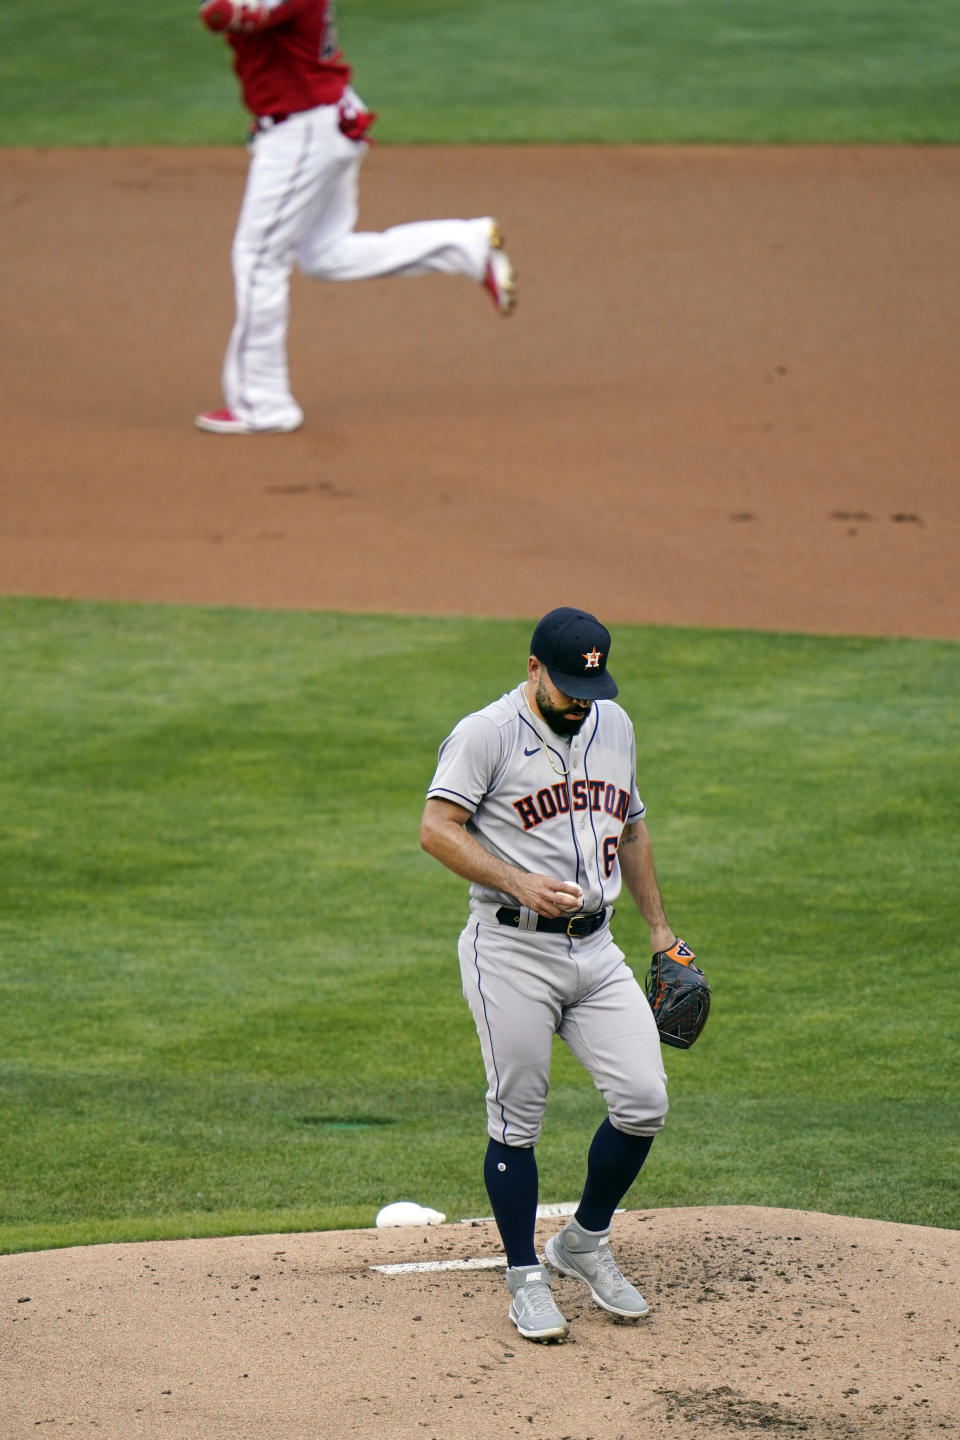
top-left (3, 1206), bottom-right (956, 1438)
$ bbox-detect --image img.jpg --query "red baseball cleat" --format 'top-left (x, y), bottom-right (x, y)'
top-left (483, 221), bottom-right (517, 315)
top-left (194, 408), bottom-right (302, 435)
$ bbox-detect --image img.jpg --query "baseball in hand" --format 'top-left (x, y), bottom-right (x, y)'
top-left (555, 884), bottom-right (584, 908)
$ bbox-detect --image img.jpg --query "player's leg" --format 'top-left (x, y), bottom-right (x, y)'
top-left (458, 921), bottom-right (559, 1229)
top-left (295, 143), bottom-right (512, 305)
top-left (458, 920), bottom-right (568, 1341)
top-left (483, 1138), bottom-right (538, 1267)
top-left (574, 1117), bottom-right (655, 1232)
top-left (546, 948), bottom-right (666, 1317)
top-left (292, 126), bottom-right (363, 276)
top-left (557, 945), bottom-right (668, 1158)
top-left (219, 113), bottom-right (341, 430)
top-left (302, 214), bottom-right (493, 283)
top-left (561, 959), bottom-right (666, 1225)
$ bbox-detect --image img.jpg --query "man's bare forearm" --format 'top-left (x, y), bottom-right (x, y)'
top-left (618, 821), bottom-right (675, 952)
top-left (420, 804), bottom-right (525, 894)
top-left (419, 799), bottom-right (584, 918)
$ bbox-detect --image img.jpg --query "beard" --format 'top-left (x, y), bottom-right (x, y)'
top-left (535, 677), bottom-right (592, 737)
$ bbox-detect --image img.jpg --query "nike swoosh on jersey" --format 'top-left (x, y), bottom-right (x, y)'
top-left (524, 746), bottom-right (539, 756)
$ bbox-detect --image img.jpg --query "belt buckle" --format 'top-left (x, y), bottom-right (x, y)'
top-left (567, 910), bottom-right (602, 938)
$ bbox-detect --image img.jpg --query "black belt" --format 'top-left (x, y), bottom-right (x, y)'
top-left (496, 906), bottom-right (608, 939)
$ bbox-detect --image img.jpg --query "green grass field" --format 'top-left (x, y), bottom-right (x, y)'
top-left (1, 599), bottom-right (957, 1254)
top-left (3, 0), bottom-right (959, 144)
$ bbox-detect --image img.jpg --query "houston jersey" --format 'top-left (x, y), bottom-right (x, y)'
top-left (427, 683), bottom-right (646, 914)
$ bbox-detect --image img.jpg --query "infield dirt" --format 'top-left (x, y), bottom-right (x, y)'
top-left (0, 144), bottom-right (958, 1438)
top-left (1, 144), bottom-right (958, 636)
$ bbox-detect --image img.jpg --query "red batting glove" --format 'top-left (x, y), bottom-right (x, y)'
top-left (199, 0), bottom-right (270, 34)
top-left (338, 109), bottom-right (377, 143)
top-left (199, 0), bottom-right (236, 32)
top-left (337, 93), bottom-right (378, 144)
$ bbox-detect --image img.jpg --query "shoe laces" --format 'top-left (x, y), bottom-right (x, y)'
top-left (521, 1277), bottom-right (560, 1317)
top-left (593, 1242), bottom-right (633, 1296)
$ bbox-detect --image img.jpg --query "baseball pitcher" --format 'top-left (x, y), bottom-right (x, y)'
top-left (420, 607), bottom-right (709, 1341)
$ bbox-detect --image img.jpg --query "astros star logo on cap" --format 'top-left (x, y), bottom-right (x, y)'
top-left (582, 647), bottom-right (603, 670)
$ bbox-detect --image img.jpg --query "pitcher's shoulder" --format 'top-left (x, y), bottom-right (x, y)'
top-left (472, 686), bottom-right (525, 731)
top-left (595, 697), bottom-right (635, 731)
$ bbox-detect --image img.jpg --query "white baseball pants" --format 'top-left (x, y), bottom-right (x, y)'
top-left (222, 103), bottom-right (494, 430)
top-left (459, 917), bottom-right (669, 1148)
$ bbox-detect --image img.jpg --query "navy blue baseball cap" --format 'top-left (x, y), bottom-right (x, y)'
top-left (530, 607), bottom-right (618, 699)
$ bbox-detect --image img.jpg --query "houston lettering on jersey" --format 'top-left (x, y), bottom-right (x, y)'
top-left (512, 778), bottom-right (631, 832)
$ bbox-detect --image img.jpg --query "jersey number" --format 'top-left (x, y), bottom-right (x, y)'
top-left (603, 835), bottom-right (619, 878)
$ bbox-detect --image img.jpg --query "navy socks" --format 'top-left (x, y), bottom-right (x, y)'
top-left (574, 1117), bottom-right (655, 1233)
top-left (484, 1138), bottom-right (539, 1268)
top-left (484, 1121), bottom-right (654, 1265)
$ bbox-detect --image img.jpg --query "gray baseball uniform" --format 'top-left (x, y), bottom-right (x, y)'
top-left (427, 682), bottom-right (668, 1147)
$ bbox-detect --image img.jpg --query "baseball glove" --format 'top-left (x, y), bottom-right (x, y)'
top-left (645, 938), bottom-right (710, 1049)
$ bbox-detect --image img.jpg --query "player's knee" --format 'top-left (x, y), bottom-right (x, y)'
top-left (608, 1074), bottom-right (668, 1136)
top-left (487, 1114), bottom-right (543, 1148)
top-left (297, 235), bottom-right (350, 281)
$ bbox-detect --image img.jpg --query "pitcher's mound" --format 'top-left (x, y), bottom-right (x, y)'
top-left (3, 1205), bottom-right (957, 1438)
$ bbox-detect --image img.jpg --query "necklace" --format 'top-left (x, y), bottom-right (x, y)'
top-left (522, 685), bottom-right (570, 777)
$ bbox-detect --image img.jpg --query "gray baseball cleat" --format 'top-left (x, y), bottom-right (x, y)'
top-left (505, 1263), bottom-right (569, 1341)
top-left (545, 1220), bottom-right (649, 1319)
